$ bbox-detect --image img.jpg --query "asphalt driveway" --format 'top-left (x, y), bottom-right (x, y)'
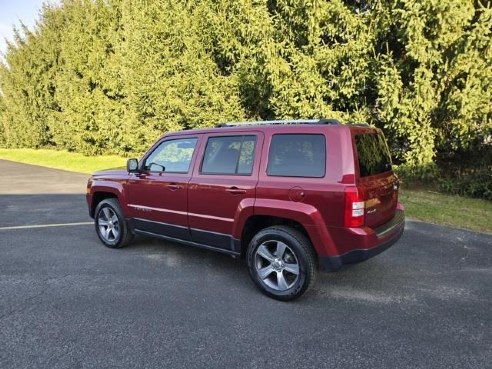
top-left (0, 160), bottom-right (490, 369)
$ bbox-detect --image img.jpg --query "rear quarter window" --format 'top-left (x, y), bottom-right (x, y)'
top-left (355, 132), bottom-right (392, 177)
top-left (267, 134), bottom-right (326, 178)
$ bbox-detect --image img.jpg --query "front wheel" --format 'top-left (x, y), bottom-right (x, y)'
top-left (247, 226), bottom-right (317, 301)
top-left (94, 198), bottom-right (133, 248)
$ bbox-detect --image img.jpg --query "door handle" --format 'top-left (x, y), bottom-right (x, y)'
top-left (166, 183), bottom-right (182, 191)
top-left (226, 186), bottom-right (247, 195)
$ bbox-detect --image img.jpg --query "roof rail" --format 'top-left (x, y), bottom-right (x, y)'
top-left (215, 118), bottom-right (341, 128)
top-left (347, 122), bottom-right (370, 127)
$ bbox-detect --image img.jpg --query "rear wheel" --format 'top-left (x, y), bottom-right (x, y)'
top-left (247, 226), bottom-right (317, 301)
top-left (94, 198), bottom-right (133, 248)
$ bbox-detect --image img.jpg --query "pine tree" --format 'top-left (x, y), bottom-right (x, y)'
top-left (0, 0), bottom-right (490, 185)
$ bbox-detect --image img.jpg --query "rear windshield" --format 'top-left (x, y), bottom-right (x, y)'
top-left (355, 133), bottom-right (392, 177)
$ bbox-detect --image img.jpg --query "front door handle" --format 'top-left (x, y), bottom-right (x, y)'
top-left (166, 183), bottom-right (182, 191)
top-left (226, 186), bottom-right (247, 195)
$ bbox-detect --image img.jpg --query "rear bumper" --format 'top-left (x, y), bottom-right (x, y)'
top-left (320, 207), bottom-right (405, 271)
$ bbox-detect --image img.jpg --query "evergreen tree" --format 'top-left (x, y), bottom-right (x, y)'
top-left (0, 0), bottom-right (490, 188)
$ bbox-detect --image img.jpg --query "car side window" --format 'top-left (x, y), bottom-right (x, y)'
top-left (267, 134), bottom-right (326, 177)
top-left (201, 135), bottom-right (257, 175)
top-left (144, 138), bottom-right (198, 173)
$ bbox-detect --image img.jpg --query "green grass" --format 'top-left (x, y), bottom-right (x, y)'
top-left (0, 148), bottom-right (127, 174)
top-left (1, 148), bottom-right (491, 233)
top-left (400, 188), bottom-right (492, 233)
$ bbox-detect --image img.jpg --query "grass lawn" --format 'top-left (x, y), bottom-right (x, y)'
top-left (1, 148), bottom-right (491, 233)
top-left (0, 148), bottom-right (127, 174)
top-left (399, 188), bottom-right (492, 234)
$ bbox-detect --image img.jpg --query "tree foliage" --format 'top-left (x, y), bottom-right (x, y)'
top-left (0, 0), bottom-right (491, 180)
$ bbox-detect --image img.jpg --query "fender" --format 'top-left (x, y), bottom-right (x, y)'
top-left (251, 199), bottom-right (339, 257)
top-left (88, 180), bottom-right (127, 216)
top-left (231, 198), bottom-right (256, 240)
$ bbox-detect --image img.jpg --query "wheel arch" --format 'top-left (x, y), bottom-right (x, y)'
top-left (239, 215), bottom-right (312, 257)
top-left (90, 191), bottom-right (119, 218)
top-left (238, 199), bottom-right (338, 258)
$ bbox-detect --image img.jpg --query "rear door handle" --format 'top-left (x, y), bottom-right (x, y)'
top-left (166, 183), bottom-right (182, 191)
top-left (226, 186), bottom-right (247, 195)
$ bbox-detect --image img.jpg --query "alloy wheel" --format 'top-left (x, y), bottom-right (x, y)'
top-left (254, 240), bottom-right (300, 291)
top-left (97, 207), bottom-right (120, 243)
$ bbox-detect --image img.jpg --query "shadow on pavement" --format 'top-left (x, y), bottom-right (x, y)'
top-left (0, 194), bottom-right (90, 228)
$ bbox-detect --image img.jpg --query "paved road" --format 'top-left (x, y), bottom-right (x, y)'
top-left (0, 160), bottom-right (491, 369)
top-left (0, 159), bottom-right (89, 194)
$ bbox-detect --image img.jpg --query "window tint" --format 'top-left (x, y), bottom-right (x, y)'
top-left (267, 134), bottom-right (326, 177)
top-left (144, 138), bottom-right (197, 173)
top-left (355, 133), bottom-right (392, 177)
top-left (201, 135), bottom-right (257, 175)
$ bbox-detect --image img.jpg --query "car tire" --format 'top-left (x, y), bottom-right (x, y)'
top-left (247, 225), bottom-right (317, 301)
top-left (94, 198), bottom-right (133, 248)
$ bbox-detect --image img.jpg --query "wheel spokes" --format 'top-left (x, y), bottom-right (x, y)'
top-left (102, 207), bottom-right (111, 220)
top-left (275, 242), bottom-right (287, 259)
top-left (254, 240), bottom-right (300, 292)
top-left (256, 244), bottom-right (275, 263)
top-left (105, 227), bottom-right (112, 240)
top-left (258, 265), bottom-right (275, 279)
top-left (283, 263), bottom-right (299, 276)
top-left (98, 206), bottom-right (120, 242)
top-left (276, 271), bottom-right (289, 290)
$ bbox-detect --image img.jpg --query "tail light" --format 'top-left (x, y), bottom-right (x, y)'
top-left (344, 187), bottom-right (365, 227)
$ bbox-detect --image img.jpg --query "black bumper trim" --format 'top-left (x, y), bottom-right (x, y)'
top-left (320, 219), bottom-right (404, 272)
top-left (374, 209), bottom-right (405, 239)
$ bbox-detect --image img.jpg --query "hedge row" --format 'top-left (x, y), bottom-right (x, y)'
top-left (0, 0), bottom-right (491, 178)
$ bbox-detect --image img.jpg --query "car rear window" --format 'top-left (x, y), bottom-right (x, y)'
top-left (267, 134), bottom-right (326, 178)
top-left (355, 133), bottom-right (392, 177)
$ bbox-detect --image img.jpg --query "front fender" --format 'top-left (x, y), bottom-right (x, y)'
top-left (88, 181), bottom-right (126, 216)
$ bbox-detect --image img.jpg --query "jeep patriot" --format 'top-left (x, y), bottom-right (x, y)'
top-left (86, 119), bottom-right (405, 300)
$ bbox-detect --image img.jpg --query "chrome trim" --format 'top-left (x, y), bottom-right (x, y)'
top-left (132, 218), bottom-right (232, 237)
top-left (128, 204), bottom-right (187, 216)
top-left (189, 212), bottom-right (234, 223)
top-left (128, 204), bottom-right (234, 223)
top-left (133, 217), bottom-right (188, 229)
top-left (190, 227), bottom-right (231, 238)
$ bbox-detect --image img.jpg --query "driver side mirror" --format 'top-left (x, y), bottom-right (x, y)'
top-left (127, 158), bottom-right (139, 173)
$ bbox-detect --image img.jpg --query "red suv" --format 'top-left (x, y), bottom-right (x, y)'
top-left (86, 119), bottom-right (404, 300)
